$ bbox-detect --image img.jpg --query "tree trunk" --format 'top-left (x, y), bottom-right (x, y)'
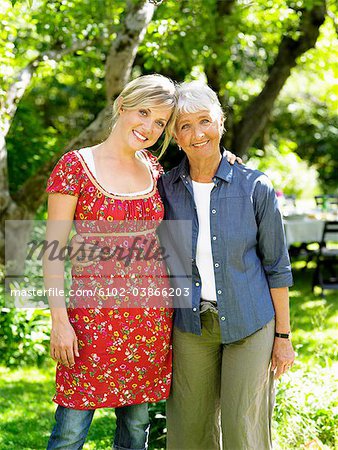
top-left (204, 0), bottom-right (236, 150)
top-left (105, 0), bottom-right (155, 100)
top-left (1, 0), bottom-right (156, 265)
top-left (232, 2), bottom-right (327, 156)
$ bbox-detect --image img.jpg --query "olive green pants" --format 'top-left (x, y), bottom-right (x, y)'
top-left (166, 312), bottom-right (275, 450)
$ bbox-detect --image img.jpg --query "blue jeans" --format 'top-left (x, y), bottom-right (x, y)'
top-left (47, 404), bottom-right (149, 450)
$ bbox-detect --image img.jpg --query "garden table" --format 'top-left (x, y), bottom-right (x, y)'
top-left (283, 216), bottom-right (338, 248)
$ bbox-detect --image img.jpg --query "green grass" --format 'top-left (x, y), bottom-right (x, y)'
top-left (0, 364), bottom-right (118, 449)
top-left (0, 263), bottom-right (337, 449)
top-left (272, 261), bottom-right (338, 449)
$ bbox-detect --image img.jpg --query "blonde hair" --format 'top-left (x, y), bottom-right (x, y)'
top-left (175, 81), bottom-right (225, 133)
top-left (112, 74), bottom-right (177, 157)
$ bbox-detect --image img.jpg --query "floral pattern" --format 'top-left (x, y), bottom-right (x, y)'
top-left (46, 150), bottom-right (173, 409)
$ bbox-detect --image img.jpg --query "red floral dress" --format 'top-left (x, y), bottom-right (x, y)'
top-left (46, 149), bottom-right (173, 409)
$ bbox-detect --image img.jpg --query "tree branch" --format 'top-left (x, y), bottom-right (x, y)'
top-left (14, 106), bottom-right (112, 210)
top-left (3, 39), bottom-right (94, 132)
top-left (204, 0), bottom-right (236, 149)
top-left (16, 0), bottom-right (157, 211)
top-left (105, 0), bottom-right (155, 100)
top-left (0, 39), bottom-right (96, 216)
top-left (232, 2), bottom-right (327, 156)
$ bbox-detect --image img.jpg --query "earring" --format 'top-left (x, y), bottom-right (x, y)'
top-left (178, 146), bottom-right (182, 151)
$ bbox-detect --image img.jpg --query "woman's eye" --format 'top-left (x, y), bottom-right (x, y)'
top-left (156, 121), bottom-right (165, 128)
top-left (181, 124), bottom-right (190, 130)
top-left (139, 109), bottom-right (147, 116)
top-left (201, 119), bottom-right (210, 124)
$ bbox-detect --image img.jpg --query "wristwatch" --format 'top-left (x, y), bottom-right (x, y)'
top-left (274, 332), bottom-right (291, 339)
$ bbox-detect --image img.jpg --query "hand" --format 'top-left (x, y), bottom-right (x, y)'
top-left (50, 320), bottom-right (79, 368)
top-left (271, 337), bottom-right (295, 379)
top-left (69, 233), bottom-right (102, 267)
top-left (226, 150), bottom-right (243, 165)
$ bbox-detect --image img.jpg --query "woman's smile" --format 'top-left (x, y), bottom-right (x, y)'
top-left (132, 129), bottom-right (148, 142)
top-left (192, 139), bottom-right (210, 148)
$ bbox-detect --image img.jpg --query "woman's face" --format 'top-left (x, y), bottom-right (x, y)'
top-left (118, 106), bottom-right (172, 150)
top-left (174, 109), bottom-right (223, 161)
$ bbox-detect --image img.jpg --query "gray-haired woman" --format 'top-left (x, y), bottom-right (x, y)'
top-left (158, 81), bottom-right (295, 450)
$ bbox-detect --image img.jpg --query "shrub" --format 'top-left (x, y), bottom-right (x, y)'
top-left (0, 265), bottom-right (51, 367)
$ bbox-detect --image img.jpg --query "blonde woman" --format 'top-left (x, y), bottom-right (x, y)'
top-left (44, 75), bottom-right (177, 450)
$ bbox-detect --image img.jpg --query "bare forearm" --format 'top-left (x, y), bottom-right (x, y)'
top-left (43, 195), bottom-right (75, 324)
top-left (43, 263), bottom-right (69, 323)
top-left (270, 286), bottom-right (295, 378)
top-left (270, 287), bottom-right (291, 333)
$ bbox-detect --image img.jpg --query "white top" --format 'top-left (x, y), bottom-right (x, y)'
top-left (78, 147), bottom-right (153, 196)
top-left (192, 180), bottom-right (217, 302)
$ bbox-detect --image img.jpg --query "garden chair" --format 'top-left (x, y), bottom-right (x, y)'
top-left (314, 195), bottom-right (338, 211)
top-left (312, 221), bottom-right (338, 298)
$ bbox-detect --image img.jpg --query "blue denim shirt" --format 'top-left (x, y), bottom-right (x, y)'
top-left (157, 151), bottom-right (293, 344)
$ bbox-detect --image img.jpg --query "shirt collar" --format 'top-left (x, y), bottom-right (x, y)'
top-left (172, 147), bottom-right (234, 184)
top-left (172, 155), bottom-right (190, 183)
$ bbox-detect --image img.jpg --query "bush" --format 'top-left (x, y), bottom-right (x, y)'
top-left (0, 266), bottom-right (51, 367)
top-left (247, 140), bottom-right (320, 198)
top-left (273, 365), bottom-right (338, 449)
top-left (0, 306), bottom-right (51, 367)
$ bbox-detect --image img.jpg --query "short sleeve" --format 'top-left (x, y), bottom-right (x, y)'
top-left (46, 151), bottom-right (83, 196)
top-left (142, 150), bottom-right (164, 181)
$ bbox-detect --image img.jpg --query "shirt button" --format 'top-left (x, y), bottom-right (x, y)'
top-left (214, 262), bottom-right (220, 268)
top-left (217, 289), bottom-right (222, 294)
top-left (212, 236), bottom-right (217, 241)
top-left (192, 307), bottom-right (197, 312)
top-left (183, 174), bottom-right (186, 178)
top-left (220, 316), bottom-right (226, 321)
top-left (212, 209), bottom-right (217, 214)
top-left (195, 282), bottom-right (200, 287)
top-left (185, 180), bottom-right (188, 184)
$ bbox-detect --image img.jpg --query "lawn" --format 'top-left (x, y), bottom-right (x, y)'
top-left (0, 263), bottom-right (337, 449)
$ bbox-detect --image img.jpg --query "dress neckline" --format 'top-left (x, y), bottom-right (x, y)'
top-left (75, 149), bottom-right (157, 200)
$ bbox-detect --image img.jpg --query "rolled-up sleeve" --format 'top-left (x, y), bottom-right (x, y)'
top-left (253, 175), bottom-right (293, 288)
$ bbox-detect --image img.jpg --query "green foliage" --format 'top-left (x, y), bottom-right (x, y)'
top-left (269, 18), bottom-right (338, 192)
top-left (0, 264), bottom-right (337, 448)
top-left (0, 257), bottom-right (50, 367)
top-left (7, 72), bottom-right (106, 193)
top-left (0, 303), bottom-right (50, 367)
top-left (247, 140), bottom-right (320, 198)
top-left (273, 366), bottom-right (338, 449)
top-left (271, 102), bottom-right (338, 193)
top-left (147, 265), bottom-right (338, 449)
top-left (3, 0), bottom-right (120, 194)
top-left (2, 0), bottom-right (337, 196)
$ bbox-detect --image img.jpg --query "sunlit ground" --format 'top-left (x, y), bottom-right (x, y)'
top-left (0, 262), bottom-right (337, 449)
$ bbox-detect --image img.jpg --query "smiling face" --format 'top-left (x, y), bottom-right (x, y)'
top-left (174, 109), bottom-right (223, 161)
top-left (118, 106), bottom-right (173, 151)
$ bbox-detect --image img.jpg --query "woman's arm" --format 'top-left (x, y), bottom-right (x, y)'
top-left (253, 175), bottom-right (294, 377)
top-left (270, 287), bottom-right (295, 378)
top-left (43, 193), bottom-right (79, 368)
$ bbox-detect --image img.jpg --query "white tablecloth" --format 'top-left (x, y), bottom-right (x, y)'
top-left (283, 219), bottom-right (338, 247)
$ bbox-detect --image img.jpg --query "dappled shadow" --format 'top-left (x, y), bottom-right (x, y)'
top-left (289, 265), bottom-right (338, 365)
top-left (290, 267), bottom-right (338, 327)
top-left (0, 373), bottom-right (117, 450)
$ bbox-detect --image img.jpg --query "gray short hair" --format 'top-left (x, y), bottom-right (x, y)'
top-left (176, 81), bottom-right (225, 132)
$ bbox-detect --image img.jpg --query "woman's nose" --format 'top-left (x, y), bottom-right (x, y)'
top-left (143, 118), bottom-right (154, 133)
top-left (194, 127), bottom-right (205, 138)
